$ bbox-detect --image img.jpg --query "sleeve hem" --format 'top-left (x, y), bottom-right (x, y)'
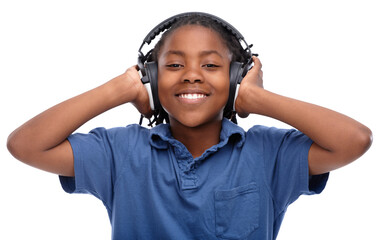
top-left (58, 135), bottom-right (85, 194)
top-left (300, 140), bottom-right (330, 195)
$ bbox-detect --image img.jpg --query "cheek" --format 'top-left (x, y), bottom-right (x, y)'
top-left (157, 72), bottom-right (173, 108)
top-left (211, 73), bottom-right (230, 101)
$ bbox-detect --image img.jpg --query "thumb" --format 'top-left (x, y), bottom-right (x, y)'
top-left (242, 56), bottom-right (263, 88)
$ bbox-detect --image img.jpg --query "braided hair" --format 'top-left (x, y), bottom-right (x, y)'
top-left (142, 14), bottom-right (250, 126)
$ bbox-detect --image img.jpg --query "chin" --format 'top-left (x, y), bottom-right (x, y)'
top-left (169, 113), bottom-right (223, 128)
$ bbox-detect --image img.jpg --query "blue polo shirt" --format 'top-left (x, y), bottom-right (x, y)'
top-left (60, 118), bottom-right (328, 239)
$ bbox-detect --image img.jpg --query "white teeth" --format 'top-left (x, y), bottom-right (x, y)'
top-left (179, 93), bottom-right (206, 99)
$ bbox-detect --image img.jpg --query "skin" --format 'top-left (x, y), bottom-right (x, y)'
top-left (157, 25), bottom-right (232, 158)
top-left (7, 24), bottom-right (372, 177)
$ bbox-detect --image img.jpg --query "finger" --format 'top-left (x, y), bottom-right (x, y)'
top-left (244, 57), bottom-right (264, 88)
top-left (245, 57), bottom-right (262, 78)
top-left (245, 56), bottom-right (261, 77)
top-left (126, 65), bottom-right (141, 79)
top-left (252, 56), bottom-right (262, 71)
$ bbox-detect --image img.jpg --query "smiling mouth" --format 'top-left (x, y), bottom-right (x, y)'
top-left (178, 93), bottom-right (207, 99)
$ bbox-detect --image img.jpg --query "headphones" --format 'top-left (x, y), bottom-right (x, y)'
top-left (137, 12), bottom-right (256, 114)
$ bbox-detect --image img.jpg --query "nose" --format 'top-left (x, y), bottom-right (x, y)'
top-left (182, 65), bottom-right (203, 83)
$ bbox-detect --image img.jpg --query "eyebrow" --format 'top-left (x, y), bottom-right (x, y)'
top-left (199, 50), bottom-right (223, 59)
top-left (163, 50), bottom-right (223, 59)
top-left (163, 50), bottom-right (185, 58)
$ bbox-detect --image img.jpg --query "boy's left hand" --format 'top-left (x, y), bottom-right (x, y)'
top-left (235, 56), bottom-right (263, 118)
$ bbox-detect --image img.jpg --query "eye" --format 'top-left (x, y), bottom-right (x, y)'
top-left (202, 64), bottom-right (220, 69)
top-left (166, 64), bottom-right (183, 69)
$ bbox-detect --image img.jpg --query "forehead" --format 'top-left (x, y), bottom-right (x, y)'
top-left (159, 25), bottom-right (231, 59)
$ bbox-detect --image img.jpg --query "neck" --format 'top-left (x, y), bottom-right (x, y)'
top-left (170, 119), bottom-right (222, 158)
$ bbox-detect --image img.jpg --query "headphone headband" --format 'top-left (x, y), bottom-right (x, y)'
top-left (138, 12), bottom-right (252, 61)
top-left (142, 12), bottom-right (245, 45)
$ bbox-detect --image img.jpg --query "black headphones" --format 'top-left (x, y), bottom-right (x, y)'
top-left (137, 12), bottom-right (255, 114)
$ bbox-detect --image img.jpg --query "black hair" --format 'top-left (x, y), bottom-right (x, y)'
top-left (144, 14), bottom-right (248, 126)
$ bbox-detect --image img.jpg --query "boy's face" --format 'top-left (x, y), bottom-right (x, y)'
top-left (157, 25), bottom-right (232, 128)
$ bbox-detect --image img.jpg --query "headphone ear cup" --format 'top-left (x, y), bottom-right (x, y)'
top-left (225, 61), bottom-right (244, 113)
top-left (144, 62), bottom-right (160, 111)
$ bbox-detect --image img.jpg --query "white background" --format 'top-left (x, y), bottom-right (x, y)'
top-left (1, 0), bottom-right (380, 239)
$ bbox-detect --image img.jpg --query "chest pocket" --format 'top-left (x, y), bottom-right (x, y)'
top-left (214, 182), bottom-right (259, 239)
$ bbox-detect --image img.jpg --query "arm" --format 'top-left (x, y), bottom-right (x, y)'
top-left (235, 57), bottom-right (372, 175)
top-left (7, 66), bottom-right (151, 177)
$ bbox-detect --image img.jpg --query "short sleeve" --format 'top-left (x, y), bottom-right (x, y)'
top-left (249, 126), bottom-right (329, 212)
top-left (59, 127), bottom-right (118, 211)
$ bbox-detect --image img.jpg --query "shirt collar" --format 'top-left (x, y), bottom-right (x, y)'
top-left (149, 118), bottom-right (246, 150)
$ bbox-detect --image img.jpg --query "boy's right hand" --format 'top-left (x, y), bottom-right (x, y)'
top-left (119, 66), bottom-right (153, 118)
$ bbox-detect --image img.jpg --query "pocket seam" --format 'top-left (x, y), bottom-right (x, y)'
top-left (215, 182), bottom-right (257, 200)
